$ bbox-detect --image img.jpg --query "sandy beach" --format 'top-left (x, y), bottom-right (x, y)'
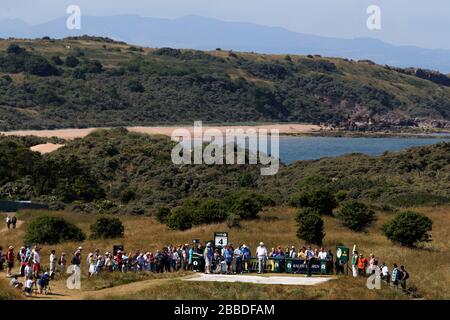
top-left (1, 124), bottom-right (321, 140)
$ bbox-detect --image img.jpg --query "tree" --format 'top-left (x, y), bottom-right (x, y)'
top-left (336, 200), bottom-right (375, 232)
top-left (193, 198), bottom-right (227, 225)
top-left (25, 216), bottom-right (85, 245)
top-left (291, 188), bottom-right (337, 215)
top-left (295, 208), bottom-right (325, 245)
top-left (383, 211), bottom-right (432, 247)
top-left (90, 217), bottom-right (124, 239)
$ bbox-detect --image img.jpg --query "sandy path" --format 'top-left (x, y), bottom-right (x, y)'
top-left (30, 143), bottom-right (65, 154)
top-left (184, 274), bottom-right (333, 286)
top-left (1, 124), bottom-right (321, 140)
top-left (0, 214), bottom-right (23, 236)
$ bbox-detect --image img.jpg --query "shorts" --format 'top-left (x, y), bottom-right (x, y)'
top-left (7, 261), bottom-right (14, 269)
top-left (205, 259), bottom-right (211, 267)
top-left (33, 263), bottom-right (40, 273)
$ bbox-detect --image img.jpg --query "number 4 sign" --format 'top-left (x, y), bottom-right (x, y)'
top-left (214, 232), bottom-right (228, 248)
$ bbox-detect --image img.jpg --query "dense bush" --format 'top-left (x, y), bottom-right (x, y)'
top-left (226, 191), bottom-right (264, 219)
top-left (295, 208), bottom-right (325, 245)
top-left (336, 200), bottom-right (375, 232)
top-left (155, 206), bottom-right (171, 223)
top-left (90, 217), bottom-right (125, 239)
top-left (383, 211), bottom-right (433, 247)
top-left (166, 206), bottom-right (193, 231)
top-left (24, 216), bottom-right (85, 245)
top-left (65, 55), bottom-right (80, 67)
top-left (291, 189), bottom-right (337, 215)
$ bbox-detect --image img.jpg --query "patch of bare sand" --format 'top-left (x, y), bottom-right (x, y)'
top-left (2, 124), bottom-right (321, 140)
top-left (30, 143), bottom-right (65, 154)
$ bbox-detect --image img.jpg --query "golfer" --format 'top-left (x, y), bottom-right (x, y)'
top-left (256, 242), bottom-right (268, 274)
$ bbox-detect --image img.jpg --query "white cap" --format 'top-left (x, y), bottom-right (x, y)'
top-left (260, 242), bottom-right (264, 246)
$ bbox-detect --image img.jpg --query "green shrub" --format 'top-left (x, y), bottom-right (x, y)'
top-left (65, 55), bottom-right (80, 67)
top-left (167, 206), bottom-right (193, 231)
top-left (336, 200), bottom-right (375, 232)
top-left (128, 79), bottom-right (145, 92)
top-left (193, 198), bottom-right (227, 225)
top-left (24, 216), bottom-right (85, 245)
top-left (291, 188), bottom-right (337, 215)
top-left (226, 191), bottom-right (264, 219)
top-left (383, 211), bottom-right (432, 247)
top-left (90, 217), bottom-right (124, 239)
top-left (155, 206), bottom-right (171, 223)
top-left (295, 208), bottom-right (324, 245)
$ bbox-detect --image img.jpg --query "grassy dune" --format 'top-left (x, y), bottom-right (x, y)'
top-left (1, 205), bottom-right (448, 300)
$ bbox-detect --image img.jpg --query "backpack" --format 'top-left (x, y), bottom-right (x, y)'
top-left (404, 271), bottom-right (410, 280)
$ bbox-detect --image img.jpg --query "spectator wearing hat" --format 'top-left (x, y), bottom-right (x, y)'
top-left (204, 243), bottom-right (213, 274)
top-left (32, 247), bottom-right (41, 277)
top-left (58, 252), bottom-right (67, 274)
top-left (256, 242), bottom-right (268, 274)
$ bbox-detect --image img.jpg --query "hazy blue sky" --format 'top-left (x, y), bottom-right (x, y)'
top-left (1, 0), bottom-right (449, 49)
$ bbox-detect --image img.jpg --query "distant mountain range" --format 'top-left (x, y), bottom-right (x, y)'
top-left (1, 14), bottom-right (450, 73)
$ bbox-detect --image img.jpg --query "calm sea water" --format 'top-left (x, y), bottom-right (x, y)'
top-left (179, 136), bottom-right (449, 165)
top-left (279, 136), bottom-right (448, 164)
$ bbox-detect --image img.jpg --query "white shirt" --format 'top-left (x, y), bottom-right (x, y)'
top-left (318, 251), bottom-right (327, 260)
top-left (25, 279), bottom-right (33, 289)
top-left (256, 246), bottom-right (268, 258)
top-left (33, 251), bottom-right (40, 264)
top-left (382, 266), bottom-right (389, 276)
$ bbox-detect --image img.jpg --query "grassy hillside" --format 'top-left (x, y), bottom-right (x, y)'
top-left (1, 36), bottom-right (450, 130)
top-left (1, 206), bottom-right (449, 300)
top-left (1, 129), bottom-right (450, 213)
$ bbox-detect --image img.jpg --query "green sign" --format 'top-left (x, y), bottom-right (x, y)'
top-left (336, 246), bottom-right (349, 263)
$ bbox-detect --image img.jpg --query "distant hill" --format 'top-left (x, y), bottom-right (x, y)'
top-left (2, 15), bottom-right (450, 73)
top-left (1, 37), bottom-right (450, 130)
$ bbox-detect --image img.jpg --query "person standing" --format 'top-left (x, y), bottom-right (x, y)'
top-left (391, 264), bottom-right (399, 289)
top-left (49, 250), bottom-right (57, 278)
top-left (305, 246), bottom-right (315, 277)
top-left (233, 245), bottom-right (244, 274)
top-left (19, 247), bottom-right (26, 277)
top-left (256, 242), bottom-right (268, 274)
top-left (381, 262), bottom-right (390, 286)
top-left (6, 216), bottom-right (11, 229)
top-left (241, 244), bottom-right (251, 273)
top-left (33, 247), bottom-right (41, 277)
top-left (6, 246), bottom-right (15, 277)
top-left (369, 254), bottom-right (376, 274)
top-left (203, 243), bottom-right (213, 274)
top-left (58, 252), bottom-right (67, 274)
top-left (351, 250), bottom-right (359, 277)
top-left (400, 266), bottom-right (409, 291)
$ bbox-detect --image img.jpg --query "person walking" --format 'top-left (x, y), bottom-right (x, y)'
top-left (11, 216), bottom-right (17, 229)
top-left (256, 242), bottom-right (268, 274)
top-left (400, 266), bottom-right (409, 291)
top-left (381, 262), bottom-right (390, 286)
top-left (5, 246), bottom-right (15, 277)
top-left (5, 216), bottom-right (11, 229)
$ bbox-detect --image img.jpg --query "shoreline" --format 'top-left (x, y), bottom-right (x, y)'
top-left (1, 124), bottom-right (450, 141)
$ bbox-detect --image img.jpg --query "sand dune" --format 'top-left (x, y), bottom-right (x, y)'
top-left (2, 124), bottom-right (321, 140)
top-left (30, 143), bottom-right (65, 154)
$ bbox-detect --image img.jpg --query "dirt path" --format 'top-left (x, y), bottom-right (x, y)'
top-left (0, 214), bottom-right (23, 236)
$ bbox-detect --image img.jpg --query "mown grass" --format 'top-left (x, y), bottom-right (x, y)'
top-left (1, 205), bottom-right (449, 299)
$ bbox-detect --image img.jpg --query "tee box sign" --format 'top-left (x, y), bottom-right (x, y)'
top-left (214, 232), bottom-right (228, 248)
top-left (336, 246), bottom-right (349, 263)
